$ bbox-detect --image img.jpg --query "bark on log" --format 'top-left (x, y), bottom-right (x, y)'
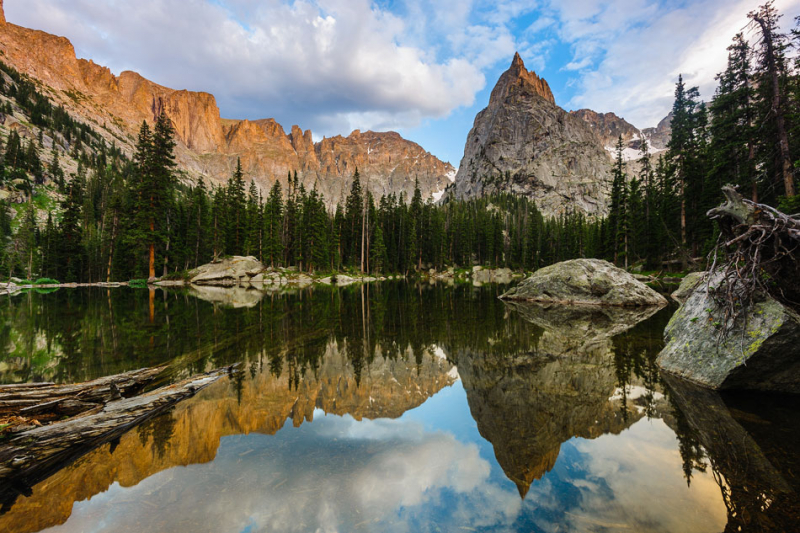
top-left (0, 366), bottom-right (233, 513)
top-left (0, 367), bottom-right (164, 417)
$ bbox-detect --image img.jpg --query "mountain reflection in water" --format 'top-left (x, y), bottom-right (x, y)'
top-left (0, 283), bottom-right (795, 532)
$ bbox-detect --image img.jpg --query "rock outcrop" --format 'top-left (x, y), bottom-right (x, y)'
top-left (671, 271), bottom-right (706, 303)
top-left (449, 53), bottom-right (613, 217)
top-left (657, 275), bottom-right (800, 393)
top-left (571, 109), bottom-right (642, 149)
top-left (189, 256), bottom-right (264, 285)
top-left (642, 112), bottom-right (673, 151)
top-left (500, 259), bottom-right (668, 307)
top-left (0, 6), bottom-right (454, 205)
top-left (571, 109), bottom-right (672, 160)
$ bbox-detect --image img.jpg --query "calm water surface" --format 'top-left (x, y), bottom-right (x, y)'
top-left (0, 283), bottom-right (798, 532)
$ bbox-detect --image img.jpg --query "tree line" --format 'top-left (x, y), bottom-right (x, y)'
top-left (1, 1), bottom-right (799, 282)
top-left (605, 1), bottom-right (799, 270)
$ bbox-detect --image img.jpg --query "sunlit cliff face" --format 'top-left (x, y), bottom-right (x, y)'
top-left (0, 6), bottom-right (454, 206)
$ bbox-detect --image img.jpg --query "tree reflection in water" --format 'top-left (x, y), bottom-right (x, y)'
top-left (0, 284), bottom-right (795, 532)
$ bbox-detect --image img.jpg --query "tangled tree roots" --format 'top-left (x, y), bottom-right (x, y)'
top-left (707, 186), bottom-right (800, 336)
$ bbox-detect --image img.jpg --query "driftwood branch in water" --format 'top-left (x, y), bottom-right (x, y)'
top-left (707, 186), bottom-right (800, 334)
top-left (0, 367), bottom-right (164, 423)
top-left (0, 366), bottom-right (234, 513)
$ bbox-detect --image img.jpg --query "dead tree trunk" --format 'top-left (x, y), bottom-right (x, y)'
top-left (707, 186), bottom-right (800, 326)
top-left (0, 366), bottom-right (234, 513)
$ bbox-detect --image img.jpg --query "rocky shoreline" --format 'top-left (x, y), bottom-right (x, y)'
top-left (0, 258), bottom-right (529, 297)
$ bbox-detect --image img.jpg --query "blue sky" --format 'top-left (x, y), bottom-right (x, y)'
top-left (8, 0), bottom-right (800, 165)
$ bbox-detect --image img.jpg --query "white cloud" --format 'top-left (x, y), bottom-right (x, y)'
top-left (51, 414), bottom-right (521, 533)
top-left (6, 0), bottom-right (528, 137)
top-left (553, 0), bottom-right (800, 127)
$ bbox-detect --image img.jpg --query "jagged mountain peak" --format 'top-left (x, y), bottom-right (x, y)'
top-left (490, 52), bottom-right (555, 107)
top-left (0, 0), bottom-right (5, 25)
top-left (450, 53), bottom-right (610, 217)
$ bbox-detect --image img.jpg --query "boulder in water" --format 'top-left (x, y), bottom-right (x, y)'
top-left (657, 274), bottom-right (800, 393)
top-left (500, 259), bottom-right (667, 307)
top-left (189, 256), bottom-right (264, 285)
top-left (670, 272), bottom-right (706, 303)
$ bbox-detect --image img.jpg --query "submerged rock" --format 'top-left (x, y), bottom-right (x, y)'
top-left (189, 256), bottom-right (264, 285)
top-left (500, 259), bottom-right (667, 307)
top-left (657, 275), bottom-right (800, 393)
top-left (504, 301), bottom-right (662, 345)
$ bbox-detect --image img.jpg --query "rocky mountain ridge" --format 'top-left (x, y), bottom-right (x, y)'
top-left (449, 53), bottom-right (614, 217)
top-left (0, 2), bottom-right (454, 205)
top-left (448, 52), bottom-right (672, 216)
top-left (571, 109), bottom-right (671, 161)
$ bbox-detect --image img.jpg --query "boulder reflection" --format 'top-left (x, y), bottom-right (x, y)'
top-left (453, 302), bottom-right (669, 497)
top-left (666, 376), bottom-right (800, 532)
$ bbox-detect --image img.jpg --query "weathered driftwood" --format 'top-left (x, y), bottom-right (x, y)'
top-left (707, 185), bottom-right (800, 333)
top-left (0, 366), bottom-right (233, 513)
top-left (0, 367), bottom-right (164, 420)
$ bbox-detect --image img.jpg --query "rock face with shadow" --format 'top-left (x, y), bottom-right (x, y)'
top-left (449, 53), bottom-right (612, 217)
top-left (657, 273), bottom-right (800, 393)
top-left (0, 343), bottom-right (456, 533)
top-left (665, 375), bottom-right (800, 532)
top-left (451, 302), bottom-right (664, 497)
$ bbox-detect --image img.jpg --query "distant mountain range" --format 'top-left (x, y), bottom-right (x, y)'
top-left (0, 0), bottom-right (454, 205)
top-left (0, 0), bottom-right (669, 215)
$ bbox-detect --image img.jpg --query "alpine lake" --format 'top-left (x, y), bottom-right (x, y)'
top-left (0, 281), bottom-right (798, 533)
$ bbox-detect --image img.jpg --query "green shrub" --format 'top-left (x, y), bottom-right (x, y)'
top-left (34, 278), bottom-right (59, 285)
top-left (161, 270), bottom-right (191, 281)
top-left (128, 279), bottom-right (148, 288)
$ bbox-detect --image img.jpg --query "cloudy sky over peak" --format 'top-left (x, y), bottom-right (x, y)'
top-left (8, 0), bottom-right (800, 165)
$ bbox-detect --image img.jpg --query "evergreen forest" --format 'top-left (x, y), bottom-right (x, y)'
top-left (0, 1), bottom-right (798, 283)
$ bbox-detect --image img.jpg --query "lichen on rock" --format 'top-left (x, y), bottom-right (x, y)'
top-left (657, 273), bottom-right (800, 393)
top-left (500, 258), bottom-right (668, 307)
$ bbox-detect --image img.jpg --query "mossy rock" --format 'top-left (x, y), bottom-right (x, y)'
top-left (657, 274), bottom-right (800, 393)
top-left (500, 259), bottom-right (667, 307)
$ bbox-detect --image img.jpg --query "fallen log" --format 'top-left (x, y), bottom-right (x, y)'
top-left (0, 367), bottom-right (164, 418)
top-left (0, 365), bottom-right (234, 513)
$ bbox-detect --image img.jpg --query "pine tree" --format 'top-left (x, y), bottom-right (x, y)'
top-left (59, 177), bottom-right (84, 282)
top-left (666, 75), bottom-right (701, 266)
top-left (749, 1), bottom-right (795, 198)
top-left (607, 136), bottom-right (628, 264)
top-left (344, 169), bottom-right (363, 267)
top-left (264, 180), bottom-right (283, 266)
top-left (370, 223), bottom-right (388, 274)
top-left (226, 158), bottom-right (247, 255)
top-left (709, 34), bottom-right (757, 200)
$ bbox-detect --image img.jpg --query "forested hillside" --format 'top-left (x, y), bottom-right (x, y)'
top-left (0, 1), bottom-right (798, 283)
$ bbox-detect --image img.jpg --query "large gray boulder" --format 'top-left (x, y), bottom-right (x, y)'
top-left (657, 275), bottom-right (800, 393)
top-left (189, 256), bottom-right (264, 285)
top-left (500, 258), bottom-right (667, 307)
